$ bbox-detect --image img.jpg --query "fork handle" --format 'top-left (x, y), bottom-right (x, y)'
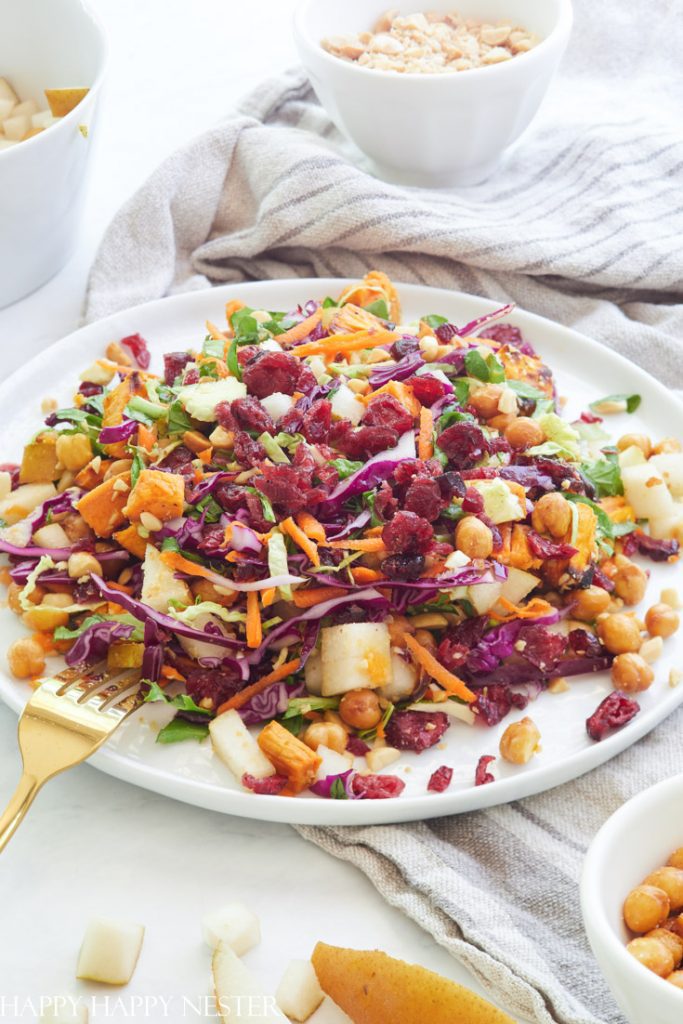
top-left (0, 773), bottom-right (42, 853)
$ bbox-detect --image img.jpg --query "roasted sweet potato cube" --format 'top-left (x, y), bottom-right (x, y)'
top-left (113, 524), bottom-right (149, 560)
top-left (76, 473), bottom-right (131, 537)
top-left (257, 721), bottom-right (321, 794)
top-left (123, 470), bottom-right (185, 523)
top-left (107, 642), bottom-right (145, 669)
top-left (19, 437), bottom-right (58, 484)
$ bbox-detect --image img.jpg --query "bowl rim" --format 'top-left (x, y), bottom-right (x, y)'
top-left (581, 772), bottom-right (683, 1007)
top-left (294, 0), bottom-right (574, 84)
top-left (0, 0), bottom-right (109, 163)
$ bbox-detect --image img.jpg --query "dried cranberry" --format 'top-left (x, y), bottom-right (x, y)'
top-left (78, 381), bottom-right (103, 398)
top-left (489, 436), bottom-right (512, 456)
top-left (592, 566), bottom-right (616, 592)
top-left (242, 350), bottom-right (302, 398)
top-left (628, 532), bottom-right (679, 562)
top-left (120, 333), bottom-right (151, 369)
top-left (393, 459), bottom-right (422, 486)
top-left (346, 735), bottom-right (370, 756)
top-left (437, 639), bottom-right (469, 673)
top-left (183, 368), bottom-right (200, 385)
top-left (586, 691), bottom-right (640, 742)
top-left (437, 471), bottom-right (467, 500)
top-left (382, 510), bottom-right (433, 554)
top-left (242, 772), bottom-right (288, 795)
top-left (479, 323), bottom-right (525, 346)
top-left (462, 487), bottom-right (485, 514)
top-left (517, 624), bottom-right (567, 673)
top-left (316, 463), bottom-right (340, 492)
top-left (333, 424), bottom-right (399, 459)
top-left (231, 396), bottom-right (274, 435)
top-left (580, 410), bottom-right (603, 424)
top-left (381, 553), bottom-right (425, 580)
top-left (233, 431), bottom-right (266, 467)
top-left (475, 755), bottom-right (496, 786)
top-left (351, 773), bottom-right (406, 799)
top-left (214, 483), bottom-right (246, 512)
top-left (256, 464), bottom-right (326, 515)
top-left (527, 531), bottom-right (578, 560)
top-left (296, 366), bottom-right (319, 394)
top-left (157, 445), bottom-right (196, 479)
top-left (390, 336), bottom-right (420, 360)
top-left (404, 476), bottom-right (445, 522)
top-left (567, 628), bottom-right (604, 658)
top-left (374, 480), bottom-right (399, 522)
top-left (215, 401), bottom-right (236, 430)
top-left (407, 374), bottom-right (448, 406)
top-left (237, 345), bottom-right (258, 366)
top-left (473, 685), bottom-right (529, 727)
top-left (185, 669), bottom-right (241, 710)
top-left (385, 710), bottom-right (449, 752)
top-left (438, 422), bottom-right (489, 469)
top-left (278, 407), bottom-right (304, 434)
top-left (363, 393), bottom-right (415, 434)
top-left (245, 492), bottom-right (273, 532)
top-left (302, 399), bottom-right (332, 443)
top-left (428, 765), bottom-right (453, 793)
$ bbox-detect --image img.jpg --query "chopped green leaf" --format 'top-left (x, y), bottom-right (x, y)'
top-left (161, 537), bottom-right (181, 553)
top-left (364, 298), bottom-right (389, 320)
top-left (282, 696), bottom-right (339, 719)
top-left (126, 396), bottom-right (166, 422)
top-left (131, 451), bottom-right (144, 489)
top-left (167, 401), bottom-right (195, 435)
top-left (245, 487), bottom-right (275, 523)
top-left (452, 379), bottom-right (471, 406)
top-left (464, 349), bottom-right (490, 382)
top-left (330, 458), bottom-right (363, 479)
top-left (227, 338), bottom-right (242, 381)
top-left (330, 777), bottom-right (349, 800)
top-left (486, 354), bottom-right (506, 383)
top-left (507, 380), bottom-right (546, 402)
top-left (202, 336), bottom-right (225, 359)
top-left (565, 493), bottom-right (615, 541)
top-left (581, 454), bottom-right (623, 498)
top-left (589, 393), bottom-right (642, 415)
top-left (54, 613), bottom-right (144, 643)
top-left (156, 719), bottom-right (210, 744)
top-left (421, 314), bottom-right (448, 329)
top-left (322, 297), bottom-right (338, 309)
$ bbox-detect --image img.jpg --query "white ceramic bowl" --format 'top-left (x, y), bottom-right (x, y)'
top-left (294, 0), bottom-right (572, 187)
top-left (0, 0), bottom-right (107, 308)
top-left (581, 774), bottom-right (683, 1024)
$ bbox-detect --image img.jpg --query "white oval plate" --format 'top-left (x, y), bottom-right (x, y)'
top-left (1, 279), bottom-right (682, 825)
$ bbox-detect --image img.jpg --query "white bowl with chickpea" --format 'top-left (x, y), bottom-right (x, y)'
top-left (582, 774), bottom-right (683, 1024)
top-left (0, 0), bottom-right (107, 307)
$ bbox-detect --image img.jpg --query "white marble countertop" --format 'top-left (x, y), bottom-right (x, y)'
top-left (0, 1), bottom-right (518, 1020)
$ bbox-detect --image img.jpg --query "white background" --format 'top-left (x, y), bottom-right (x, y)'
top-left (0, 1), bottom-right (517, 1020)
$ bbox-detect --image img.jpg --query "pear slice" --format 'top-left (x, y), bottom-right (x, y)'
top-left (202, 902), bottom-right (261, 954)
top-left (275, 960), bottom-right (324, 1022)
top-left (44, 88), bottom-right (89, 117)
top-left (311, 943), bottom-right (516, 1024)
top-left (211, 941), bottom-right (283, 1024)
top-left (76, 917), bottom-right (144, 985)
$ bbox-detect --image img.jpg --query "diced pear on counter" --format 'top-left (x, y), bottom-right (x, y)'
top-left (212, 941), bottom-right (283, 1024)
top-left (0, 77), bottom-right (18, 105)
top-left (321, 622), bottom-right (392, 696)
top-left (209, 709), bottom-right (276, 782)
top-left (202, 902), bottom-right (261, 954)
top-left (0, 97), bottom-right (15, 122)
top-left (311, 943), bottom-right (516, 1024)
top-left (276, 960), bottom-right (325, 1022)
top-left (76, 918), bottom-right (144, 985)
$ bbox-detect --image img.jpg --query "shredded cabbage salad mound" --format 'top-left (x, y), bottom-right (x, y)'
top-left (1, 272), bottom-right (681, 800)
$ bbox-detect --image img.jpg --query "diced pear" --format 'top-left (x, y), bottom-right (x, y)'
top-left (468, 479), bottom-right (525, 524)
top-left (212, 941), bottom-right (283, 1024)
top-left (330, 383), bottom-right (365, 426)
top-left (12, 98), bottom-right (38, 118)
top-left (177, 611), bottom-right (233, 661)
top-left (321, 622), bottom-right (391, 696)
top-left (618, 445), bottom-right (647, 469)
top-left (315, 744), bottom-right (352, 779)
top-left (0, 483), bottom-right (56, 524)
top-left (366, 745), bottom-right (401, 771)
top-left (33, 523), bottom-right (70, 548)
top-left (0, 78), bottom-right (18, 105)
top-left (495, 566), bottom-right (539, 611)
top-left (276, 960), bottom-right (325, 1022)
top-left (201, 902), bottom-right (261, 954)
top-left (76, 917), bottom-right (144, 985)
top-left (107, 642), bottom-right (145, 669)
top-left (209, 709), bottom-right (276, 782)
top-left (79, 361), bottom-right (116, 385)
top-left (260, 392), bottom-right (294, 421)
top-left (39, 997), bottom-right (88, 1023)
top-left (141, 544), bottom-right (191, 613)
top-left (44, 87), bottom-right (89, 117)
top-left (32, 108), bottom-right (58, 130)
top-left (0, 138), bottom-right (18, 150)
top-left (380, 650), bottom-right (418, 702)
top-left (649, 509), bottom-right (683, 541)
top-left (622, 463), bottom-right (674, 520)
top-left (650, 453), bottom-right (683, 497)
top-left (0, 471), bottom-right (11, 501)
top-left (3, 113), bottom-right (30, 140)
top-left (0, 97), bottom-right (15, 122)
top-left (304, 649), bottom-right (323, 695)
top-left (467, 581), bottom-right (503, 614)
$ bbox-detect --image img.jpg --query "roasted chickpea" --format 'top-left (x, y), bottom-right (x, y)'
top-left (455, 516), bottom-right (493, 559)
top-left (668, 849), bottom-right (683, 871)
top-left (531, 492), bottom-right (572, 539)
top-left (624, 885), bottom-right (671, 933)
top-left (653, 437), bottom-right (682, 455)
top-left (386, 614), bottom-right (414, 646)
top-left (569, 585), bottom-right (611, 622)
top-left (469, 384), bottom-right (503, 420)
top-left (597, 613), bottom-right (642, 654)
top-left (22, 606), bottom-right (69, 631)
top-left (626, 937), bottom-right (675, 977)
top-left (645, 603), bottom-right (680, 639)
top-left (499, 717), bottom-right (541, 765)
top-left (488, 412), bottom-right (515, 433)
top-left (7, 581), bottom-right (43, 613)
top-left (55, 432), bottom-right (92, 472)
top-left (302, 721), bottom-right (348, 755)
top-left (668, 971), bottom-right (683, 989)
top-left (60, 513), bottom-right (94, 543)
top-left (648, 928), bottom-right (683, 965)
top-left (105, 340), bottom-right (132, 366)
top-left (645, 868), bottom-right (683, 912)
top-left (339, 688), bottom-right (382, 731)
top-left (504, 417), bottom-right (545, 450)
top-left (413, 628), bottom-right (437, 653)
top-left (611, 652), bottom-right (654, 693)
top-left (67, 551), bottom-right (103, 580)
top-left (616, 433), bottom-right (652, 457)
top-left (612, 556), bottom-right (648, 606)
top-left (7, 636), bottom-right (46, 680)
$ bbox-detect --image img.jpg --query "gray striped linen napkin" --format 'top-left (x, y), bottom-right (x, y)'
top-left (84, 3), bottom-right (683, 1020)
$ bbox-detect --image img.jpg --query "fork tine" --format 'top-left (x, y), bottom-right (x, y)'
top-left (56, 662), bottom-right (108, 697)
top-left (91, 672), bottom-right (143, 713)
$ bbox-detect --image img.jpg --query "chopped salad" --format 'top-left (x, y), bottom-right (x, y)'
top-left (1, 272), bottom-right (681, 800)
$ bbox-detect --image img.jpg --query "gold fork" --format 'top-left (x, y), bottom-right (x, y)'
top-left (0, 664), bottom-right (143, 852)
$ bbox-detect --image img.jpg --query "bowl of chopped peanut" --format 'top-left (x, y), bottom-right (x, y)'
top-left (582, 774), bottom-right (683, 1024)
top-left (294, 0), bottom-right (572, 187)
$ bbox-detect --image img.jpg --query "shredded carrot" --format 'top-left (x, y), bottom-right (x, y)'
top-left (95, 359), bottom-right (159, 380)
top-left (104, 580), bottom-right (134, 595)
top-left (292, 390), bottom-right (305, 403)
top-left (292, 586), bottom-right (335, 608)
top-left (198, 447), bottom-right (213, 464)
top-left (295, 512), bottom-right (327, 546)
top-left (160, 550), bottom-right (221, 583)
top-left (276, 308), bottom-right (323, 348)
top-left (216, 658), bottom-right (301, 715)
top-left (246, 591), bottom-right (262, 649)
top-left (225, 299), bottom-right (245, 327)
top-left (489, 596), bottom-right (556, 623)
top-left (290, 328), bottom-right (400, 359)
top-left (418, 406), bottom-right (434, 461)
top-left (402, 633), bottom-right (476, 704)
top-left (365, 525), bottom-right (384, 537)
top-left (192, 468), bottom-right (204, 485)
top-left (160, 665), bottom-right (186, 683)
top-left (261, 587), bottom-right (276, 608)
top-left (328, 537), bottom-right (386, 552)
top-left (350, 566), bottom-right (385, 584)
top-left (138, 423), bottom-right (156, 451)
top-left (280, 517), bottom-right (320, 567)
top-left (206, 320), bottom-right (229, 342)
